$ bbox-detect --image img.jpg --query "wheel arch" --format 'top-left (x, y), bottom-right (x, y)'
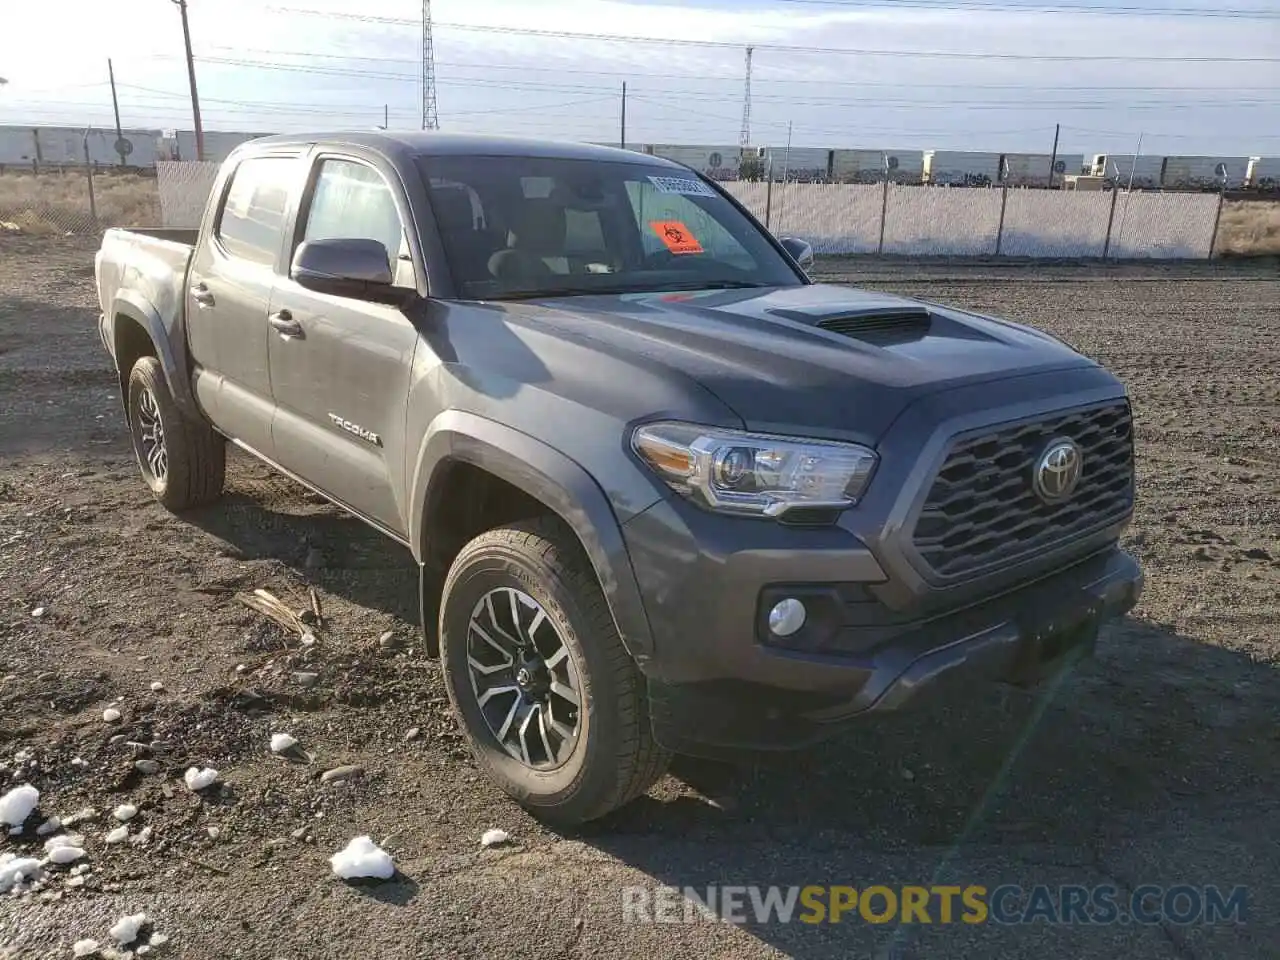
top-left (110, 292), bottom-right (197, 418)
top-left (410, 411), bottom-right (656, 666)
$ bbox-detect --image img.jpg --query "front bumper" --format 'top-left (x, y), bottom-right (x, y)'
top-left (622, 499), bottom-right (1142, 756)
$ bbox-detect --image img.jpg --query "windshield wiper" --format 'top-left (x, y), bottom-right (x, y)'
top-left (482, 279), bottom-right (773, 302)
top-left (486, 285), bottom-right (631, 301)
top-left (661, 280), bottom-right (773, 291)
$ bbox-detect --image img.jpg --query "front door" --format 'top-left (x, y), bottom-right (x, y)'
top-left (185, 153), bottom-right (299, 456)
top-left (267, 154), bottom-right (420, 537)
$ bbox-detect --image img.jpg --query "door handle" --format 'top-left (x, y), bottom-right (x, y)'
top-left (268, 309), bottom-right (304, 339)
top-left (190, 283), bottom-right (215, 307)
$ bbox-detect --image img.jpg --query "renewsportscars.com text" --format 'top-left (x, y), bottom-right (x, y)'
top-left (621, 884), bottom-right (1248, 926)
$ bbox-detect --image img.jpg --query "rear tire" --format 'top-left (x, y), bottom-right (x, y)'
top-left (439, 517), bottom-right (670, 824)
top-left (127, 356), bottom-right (225, 511)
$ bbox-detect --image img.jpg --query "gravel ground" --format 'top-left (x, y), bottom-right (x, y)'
top-left (1, 237), bottom-right (1277, 959)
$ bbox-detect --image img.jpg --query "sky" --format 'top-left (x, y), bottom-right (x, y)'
top-left (2, 0), bottom-right (1278, 157)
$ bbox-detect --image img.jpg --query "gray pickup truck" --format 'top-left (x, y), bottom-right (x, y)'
top-left (95, 132), bottom-right (1142, 823)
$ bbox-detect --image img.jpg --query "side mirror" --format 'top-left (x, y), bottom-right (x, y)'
top-left (779, 236), bottom-right (815, 270)
top-left (290, 238), bottom-right (413, 306)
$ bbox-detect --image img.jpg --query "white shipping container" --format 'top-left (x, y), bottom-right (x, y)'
top-left (924, 151), bottom-right (1002, 186)
top-left (643, 144), bottom-right (742, 180)
top-left (1159, 156), bottom-right (1250, 189)
top-left (1247, 157), bottom-right (1280, 188)
top-left (770, 146), bottom-right (829, 181)
top-left (831, 149), bottom-right (924, 184)
top-left (3, 127), bottom-right (160, 167)
top-left (173, 130), bottom-right (270, 164)
top-left (999, 153), bottom-right (1084, 187)
top-left (1090, 154), bottom-right (1163, 187)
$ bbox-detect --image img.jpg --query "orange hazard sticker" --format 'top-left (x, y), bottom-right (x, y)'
top-left (650, 220), bottom-right (704, 255)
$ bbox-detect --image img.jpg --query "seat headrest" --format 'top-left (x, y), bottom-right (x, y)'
top-left (433, 187), bottom-right (476, 233)
top-left (511, 199), bottom-right (566, 256)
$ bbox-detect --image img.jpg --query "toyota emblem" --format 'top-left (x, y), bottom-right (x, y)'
top-left (1033, 438), bottom-right (1083, 503)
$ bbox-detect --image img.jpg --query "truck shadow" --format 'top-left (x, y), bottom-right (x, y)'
top-left (186, 455), bottom-right (421, 625)
top-left (572, 618), bottom-right (1280, 958)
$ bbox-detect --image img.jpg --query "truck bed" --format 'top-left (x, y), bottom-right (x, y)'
top-left (94, 227), bottom-right (195, 375)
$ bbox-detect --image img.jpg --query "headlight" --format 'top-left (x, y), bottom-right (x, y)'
top-left (632, 422), bottom-right (877, 519)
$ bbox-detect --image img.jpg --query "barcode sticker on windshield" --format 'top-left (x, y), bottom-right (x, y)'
top-left (647, 176), bottom-right (717, 197)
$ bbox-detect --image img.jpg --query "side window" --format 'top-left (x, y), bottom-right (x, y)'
top-left (217, 157), bottom-right (292, 265)
top-left (302, 159), bottom-right (406, 263)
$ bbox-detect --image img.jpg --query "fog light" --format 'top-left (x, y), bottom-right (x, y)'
top-left (768, 598), bottom-right (807, 637)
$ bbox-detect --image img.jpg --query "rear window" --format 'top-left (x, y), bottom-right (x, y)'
top-left (217, 157), bottom-right (292, 265)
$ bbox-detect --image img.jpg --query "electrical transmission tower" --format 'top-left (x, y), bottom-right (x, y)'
top-left (738, 45), bottom-right (753, 149)
top-left (421, 0), bottom-right (439, 130)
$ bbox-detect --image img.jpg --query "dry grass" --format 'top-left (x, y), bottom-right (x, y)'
top-left (1216, 199), bottom-right (1280, 257)
top-left (0, 170), bottom-right (160, 234)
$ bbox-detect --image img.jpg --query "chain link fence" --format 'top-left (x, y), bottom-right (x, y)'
top-left (723, 180), bottom-right (1225, 259)
top-left (0, 160), bottom-right (1234, 259)
top-left (0, 167), bottom-right (162, 235)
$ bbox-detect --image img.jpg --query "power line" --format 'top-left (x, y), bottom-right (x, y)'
top-left (755, 0), bottom-right (1280, 16)
top-left (260, 7), bottom-right (1280, 61)
top-left (166, 56), bottom-right (1280, 107)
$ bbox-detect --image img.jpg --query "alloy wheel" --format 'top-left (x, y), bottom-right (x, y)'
top-left (136, 386), bottom-right (168, 483)
top-left (466, 587), bottom-right (581, 769)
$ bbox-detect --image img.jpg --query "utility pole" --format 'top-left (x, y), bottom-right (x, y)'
top-left (620, 82), bottom-right (627, 150)
top-left (1047, 122), bottom-right (1060, 188)
top-left (384, 104), bottom-right (389, 129)
top-left (107, 58), bottom-right (126, 165)
top-left (171, 0), bottom-right (204, 161)
top-left (738, 46), bottom-right (754, 152)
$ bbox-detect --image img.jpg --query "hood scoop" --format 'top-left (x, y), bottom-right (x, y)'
top-left (770, 306), bottom-right (934, 343)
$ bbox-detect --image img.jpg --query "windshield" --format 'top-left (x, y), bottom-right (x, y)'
top-left (418, 154), bottom-right (804, 300)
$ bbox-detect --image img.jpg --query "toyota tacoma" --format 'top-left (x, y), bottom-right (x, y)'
top-left (95, 133), bottom-right (1142, 823)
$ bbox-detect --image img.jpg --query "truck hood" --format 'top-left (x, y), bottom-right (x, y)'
top-left (505, 283), bottom-right (1097, 444)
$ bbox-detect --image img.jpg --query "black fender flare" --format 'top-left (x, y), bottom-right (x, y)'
top-left (408, 410), bottom-right (656, 665)
top-left (110, 291), bottom-right (198, 419)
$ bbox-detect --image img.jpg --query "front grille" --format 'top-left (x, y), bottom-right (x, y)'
top-left (910, 401), bottom-right (1134, 579)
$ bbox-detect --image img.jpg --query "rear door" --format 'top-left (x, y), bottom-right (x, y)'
top-left (186, 152), bottom-right (301, 454)
top-left (266, 151), bottom-right (421, 537)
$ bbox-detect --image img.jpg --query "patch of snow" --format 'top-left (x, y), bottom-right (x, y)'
top-left (112, 805), bottom-right (137, 823)
top-left (44, 833), bottom-right (84, 851)
top-left (0, 854), bottom-right (44, 893)
top-left (70, 758), bottom-right (89, 769)
top-left (206, 826), bottom-right (220, 839)
top-left (329, 836), bottom-right (395, 880)
top-left (45, 844), bottom-right (86, 865)
top-left (72, 939), bottom-right (100, 957)
top-left (150, 933), bottom-right (169, 947)
top-left (0, 784), bottom-right (39, 827)
top-left (130, 826), bottom-right (153, 846)
top-left (149, 681), bottom-right (164, 692)
top-left (102, 709), bottom-right (122, 723)
top-left (71, 864), bottom-right (90, 876)
top-left (31, 606), bottom-right (45, 618)
top-left (104, 826), bottom-right (128, 845)
top-left (301, 632), bottom-right (317, 646)
top-left (36, 816), bottom-right (61, 836)
top-left (109, 912), bottom-right (147, 945)
top-left (183, 767), bottom-right (219, 791)
top-left (480, 828), bottom-right (511, 848)
top-left (269, 733), bottom-right (298, 754)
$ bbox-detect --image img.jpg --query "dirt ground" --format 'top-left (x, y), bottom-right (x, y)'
top-left (1, 237), bottom-right (1277, 959)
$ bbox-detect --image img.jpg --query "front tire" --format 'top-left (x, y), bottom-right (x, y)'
top-left (127, 357), bottom-right (225, 511)
top-left (439, 517), bottom-right (670, 824)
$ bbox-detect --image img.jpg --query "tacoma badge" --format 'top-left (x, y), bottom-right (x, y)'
top-left (328, 413), bottom-right (382, 447)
